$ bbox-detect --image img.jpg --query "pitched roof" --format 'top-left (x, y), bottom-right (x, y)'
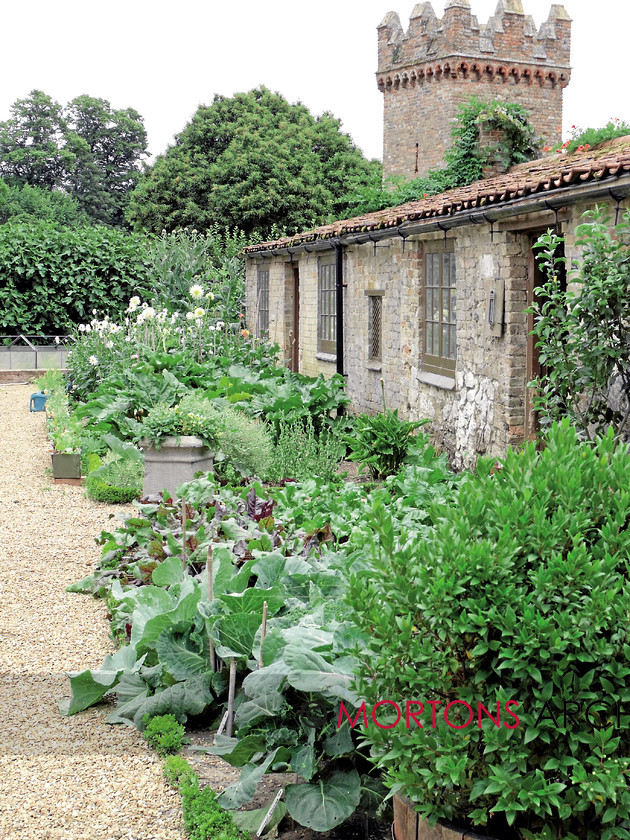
top-left (244, 138), bottom-right (630, 255)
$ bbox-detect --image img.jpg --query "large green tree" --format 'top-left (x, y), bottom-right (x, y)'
top-left (0, 90), bottom-right (71, 188)
top-left (64, 95), bottom-right (148, 225)
top-left (126, 87), bottom-right (380, 239)
top-left (0, 90), bottom-right (147, 226)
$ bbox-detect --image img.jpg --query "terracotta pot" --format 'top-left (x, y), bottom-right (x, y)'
top-left (393, 795), bottom-right (499, 840)
top-left (140, 436), bottom-right (213, 497)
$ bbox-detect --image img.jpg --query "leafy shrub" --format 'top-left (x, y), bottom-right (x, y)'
top-left (348, 420), bottom-right (630, 840)
top-left (344, 407), bottom-right (427, 479)
top-left (85, 436), bottom-right (144, 503)
top-left (162, 755), bottom-right (247, 840)
top-left (0, 179), bottom-right (90, 226)
top-left (142, 714), bottom-right (185, 756)
top-left (35, 368), bottom-right (66, 394)
top-left (268, 415), bottom-right (345, 482)
top-left (0, 219), bottom-right (149, 336)
top-left (215, 405), bottom-right (274, 479)
top-left (531, 208), bottom-right (630, 441)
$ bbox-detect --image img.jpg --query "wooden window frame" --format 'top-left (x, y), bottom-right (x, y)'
top-left (422, 242), bottom-right (456, 378)
top-left (318, 256), bottom-right (337, 355)
top-left (256, 268), bottom-right (270, 336)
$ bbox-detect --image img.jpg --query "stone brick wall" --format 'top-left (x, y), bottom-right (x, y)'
top-left (245, 197), bottom-right (621, 468)
top-left (378, 0), bottom-right (571, 180)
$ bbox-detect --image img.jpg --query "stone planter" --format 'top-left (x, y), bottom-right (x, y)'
top-left (51, 452), bottom-right (81, 480)
top-left (140, 436), bottom-right (214, 497)
top-left (393, 795), bottom-right (499, 840)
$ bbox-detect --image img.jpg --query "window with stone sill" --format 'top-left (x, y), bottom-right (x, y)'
top-left (423, 244), bottom-right (456, 378)
top-left (318, 255), bottom-right (336, 355)
top-left (366, 292), bottom-right (383, 362)
top-left (256, 268), bottom-right (270, 336)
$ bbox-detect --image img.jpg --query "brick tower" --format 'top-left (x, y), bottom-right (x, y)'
top-left (377, 0), bottom-right (571, 180)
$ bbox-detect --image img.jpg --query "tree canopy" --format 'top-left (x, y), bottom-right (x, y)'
top-left (0, 90), bottom-right (148, 226)
top-left (126, 87), bottom-right (380, 240)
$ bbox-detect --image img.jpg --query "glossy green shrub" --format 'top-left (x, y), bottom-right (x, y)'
top-left (85, 475), bottom-right (139, 504)
top-left (0, 220), bottom-right (149, 335)
top-left (348, 421), bottom-right (630, 840)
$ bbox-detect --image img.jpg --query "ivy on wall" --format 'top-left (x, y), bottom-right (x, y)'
top-left (344, 97), bottom-right (540, 214)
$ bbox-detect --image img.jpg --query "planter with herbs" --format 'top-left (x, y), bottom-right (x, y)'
top-left (138, 396), bottom-right (220, 496)
top-left (44, 385), bottom-right (83, 479)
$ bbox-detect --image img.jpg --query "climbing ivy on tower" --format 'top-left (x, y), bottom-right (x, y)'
top-left (344, 97), bottom-right (541, 214)
top-left (446, 96), bottom-right (540, 185)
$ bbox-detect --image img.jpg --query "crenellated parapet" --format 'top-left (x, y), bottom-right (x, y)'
top-left (377, 0), bottom-right (572, 180)
top-left (377, 0), bottom-right (571, 83)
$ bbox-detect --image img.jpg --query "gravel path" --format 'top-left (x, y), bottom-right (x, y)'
top-left (0, 383), bottom-right (186, 840)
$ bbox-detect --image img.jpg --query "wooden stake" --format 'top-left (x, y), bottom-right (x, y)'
top-left (181, 497), bottom-right (187, 571)
top-left (207, 545), bottom-right (216, 673)
top-left (258, 601), bottom-right (268, 669)
top-left (226, 658), bottom-right (237, 738)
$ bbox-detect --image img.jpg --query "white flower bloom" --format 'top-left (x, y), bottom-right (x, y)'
top-left (195, 319), bottom-right (203, 328)
top-left (216, 321), bottom-right (225, 330)
top-left (105, 340), bottom-right (114, 349)
top-left (85, 325), bottom-right (91, 333)
top-left (194, 307), bottom-right (205, 318)
top-left (88, 355), bottom-right (98, 366)
top-left (208, 325), bottom-right (216, 332)
top-left (186, 311), bottom-right (195, 321)
top-left (205, 291), bottom-right (215, 300)
top-left (138, 306), bottom-right (156, 323)
top-left (190, 284), bottom-right (204, 300)
top-left (128, 296), bottom-right (141, 312)
top-left (92, 309), bottom-right (97, 316)
top-left (78, 324), bottom-right (86, 332)
top-left (170, 312), bottom-right (180, 324)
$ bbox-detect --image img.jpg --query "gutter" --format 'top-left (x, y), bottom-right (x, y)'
top-left (245, 174), bottom-right (630, 257)
top-left (335, 243), bottom-right (345, 384)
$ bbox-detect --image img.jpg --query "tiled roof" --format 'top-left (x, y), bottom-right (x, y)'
top-left (244, 138), bottom-right (630, 254)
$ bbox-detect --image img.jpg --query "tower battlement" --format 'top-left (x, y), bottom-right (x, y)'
top-left (377, 0), bottom-right (571, 180)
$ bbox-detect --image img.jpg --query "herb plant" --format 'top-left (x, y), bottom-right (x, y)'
top-left (142, 714), bottom-right (186, 756)
top-left (268, 415), bottom-right (345, 482)
top-left (140, 395), bottom-right (221, 449)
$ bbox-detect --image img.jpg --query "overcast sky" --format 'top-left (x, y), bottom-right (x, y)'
top-left (0, 0), bottom-right (625, 164)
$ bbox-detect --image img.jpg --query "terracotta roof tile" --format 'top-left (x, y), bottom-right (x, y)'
top-left (244, 138), bottom-right (630, 254)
